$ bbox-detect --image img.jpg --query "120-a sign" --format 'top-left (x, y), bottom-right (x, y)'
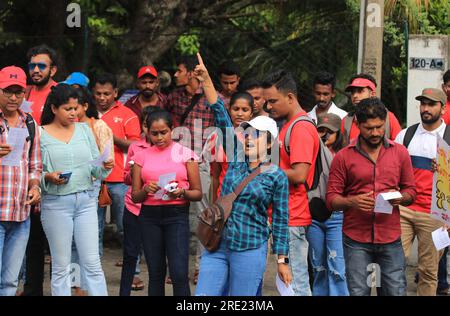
top-left (410, 57), bottom-right (444, 70)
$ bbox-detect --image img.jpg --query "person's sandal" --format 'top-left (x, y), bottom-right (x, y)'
top-left (131, 277), bottom-right (145, 291)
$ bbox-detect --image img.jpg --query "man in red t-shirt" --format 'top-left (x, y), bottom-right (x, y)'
top-left (22, 44), bottom-right (58, 297)
top-left (92, 73), bottom-right (141, 256)
top-left (25, 44), bottom-right (58, 125)
top-left (262, 70), bottom-right (319, 296)
top-left (341, 73), bottom-right (402, 145)
top-left (441, 70), bottom-right (450, 125)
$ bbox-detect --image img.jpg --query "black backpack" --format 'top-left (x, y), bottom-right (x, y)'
top-left (24, 113), bottom-right (36, 160)
top-left (402, 123), bottom-right (450, 148)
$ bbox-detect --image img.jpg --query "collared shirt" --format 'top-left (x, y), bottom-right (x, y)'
top-left (124, 92), bottom-right (168, 120)
top-left (307, 102), bottom-right (348, 123)
top-left (210, 97), bottom-right (289, 255)
top-left (326, 137), bottom-right (416, 244)
top-left (395, 121), bottom-right (446, 214)
top-left (340, 111), bottom-right (402, 142)
top-left (0, 109), bottom-right (42, 222)
top-left (166, 87), bottom-right (215, 156)
top-left (99, 102), bottom-right (141, 182)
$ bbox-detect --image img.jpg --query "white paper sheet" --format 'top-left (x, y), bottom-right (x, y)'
top-left (154, 172), bottom-right (176, 199)
top-left (432, 227), bottom-right (450, 251)
top-left (2, 128), bottom-right (29, 167)
top-left (276, 274), bottom-right (295, 296)
top-left (89, 143), bottom-right (111, 167)
top-left (374, 191), bottom-right (402, 214)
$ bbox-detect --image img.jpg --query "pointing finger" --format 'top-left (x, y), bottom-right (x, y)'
top-left (197, 52), bottom-right (204, 66)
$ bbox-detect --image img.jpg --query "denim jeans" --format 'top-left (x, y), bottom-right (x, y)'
top-left (438, 247), bottom-right (449, 291)
top-left (306, 212), bottom-right (349, 296)
top-left (0, 218), bottom-right (30, 296)
top-left (41, 191), bottom-right (108, 296)
top-left (195, 240), bottom-right (268, 296)
top-left (288, 226), bottom-right (311, 296)
top-left (139, 204), bottom-right (190, 296)
top-left (343, 235), bottom-right (406, 296)
top-left (120, 207), bottom-right (143, 296)
top-left (98, 182), bottom-right (127, 257)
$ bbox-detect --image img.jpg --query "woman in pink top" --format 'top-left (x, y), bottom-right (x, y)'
top-left (131, 110), bottom-right (202, 296)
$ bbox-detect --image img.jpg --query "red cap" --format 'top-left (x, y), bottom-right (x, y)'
top-left (0, 66), bottom-right (27, 89)
top-left (345, 78), bottom-right (376, 93)
top-left (137, 66), bottom-right (158, 79)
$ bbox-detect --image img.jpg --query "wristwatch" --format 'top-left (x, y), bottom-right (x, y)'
top-left (277, 257), bottom-right (289, 264)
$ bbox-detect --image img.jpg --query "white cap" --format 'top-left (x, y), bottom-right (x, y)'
top-left (239, 116), bottom-right (279, 138)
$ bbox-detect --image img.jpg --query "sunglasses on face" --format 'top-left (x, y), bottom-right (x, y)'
top-left (28, 62), bottom-right (49, 71)
top-left (244, 129), bottom-right (264, 139)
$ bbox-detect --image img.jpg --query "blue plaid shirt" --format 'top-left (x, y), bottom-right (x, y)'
top-left (210, 98), bottom-right (289, 255)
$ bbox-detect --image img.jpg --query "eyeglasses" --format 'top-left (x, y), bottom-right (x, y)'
top-left (244, 129), bottom-right (263, 139)
top-left (0, 89), bottom-right (25, 98)
top-left (28, 62), bottom-right (49, 71)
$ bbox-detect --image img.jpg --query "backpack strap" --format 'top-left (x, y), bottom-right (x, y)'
top-left (24, 113), bottom-right (35, 160)
top-left (284, 115), bottom-right (316, 154)
top-left (402, 123), bottom-right (420, 148)
top-left (343, 114), bottom-right (354, 146)
top-left (179, 93), bottom-right (203, 126)
top-left (233, 163), bottom-right (270, 196)
top-left (385, 111), bottom-right (391, 140)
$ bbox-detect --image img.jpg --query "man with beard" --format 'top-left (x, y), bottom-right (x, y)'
top-left (125, 65), bottom-right (167, 120)
top-left (394, 88), bottom-right (448, 296)
top-left (327, 97), bottom-right (416, 296)
top-left (341, 73), bottom-right (401, 145)
top-left (26, 44), bottom-right (58, 125)
top-left (308, 71), bottom-right (347, 123)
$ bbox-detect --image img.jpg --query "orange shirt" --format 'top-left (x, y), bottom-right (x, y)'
top-left (100, 102), bottom-right (141, 182)
top-left (27, 81), bottom-right (58, 125)
top-left (341, 111), bottom-right (402, 142)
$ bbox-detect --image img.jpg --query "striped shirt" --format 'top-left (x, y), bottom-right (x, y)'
top-left (210, 98), bottom-right (289, 255)
top-left (0, 110), bottom-right (42, 222)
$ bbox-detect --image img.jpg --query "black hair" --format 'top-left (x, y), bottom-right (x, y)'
top-left (145, 109), bottom-right (173, 130)
top-left (175, 55), bottom-right (198, 72)
top-left (313, 71), bottom-right (336, 90)
top-left (218, 61), bottom-right (240, 77)
top-left (262, 70), bottom-right (298, 96)
top-left (41, 84), bottom-right (79, 125)
top-left (331, 131), bottom-right (345, 153)
top-left (229, 92), bottom-right (254, 112)
top-left (239, 78), bottom-right (262, 92)
top-left (76, 86), bottom-right (99, 119)
top-left (27, 44), bottom-right (58, 66)
top-left (348, 73), bottom-right (377, 87)
top-left (92, 73), bottom-right (117, 89)
top-left (444, 69), bottom-right (450, 85)
top-left (141, 105), bottom-right (160, 126)
top-left (355, 97), bottom-right (387, 123)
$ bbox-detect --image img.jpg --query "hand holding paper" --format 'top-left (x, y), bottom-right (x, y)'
top-left (89, 143), bottom-right (111, 167)
top-left (432, 227), bottom-right (450, 251)
top-left (374, 191), bottom-right (403, 214)
top-left (2, 128), bottom-right (29, 167)
top-left (276, 274), bottom-right (295, 296)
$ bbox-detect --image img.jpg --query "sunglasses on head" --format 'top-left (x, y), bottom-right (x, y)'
top-left (28, 62), bottom-right (49, 71)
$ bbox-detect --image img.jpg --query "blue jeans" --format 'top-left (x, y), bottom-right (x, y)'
top-left (306, 212), bottom-right (349, 296)
top-left (0, 218), bottom-right (30, 296)
top-left (343, 235), bottom-right (406, 296)
top-left (98, 182), bottom-right (127, 257)
top-left (139, 204), bottom-right (190, 296)
top-left (120, 207), bottom-right (143, 296)
top-left (438, 247), bottom-right (449, 291)
top-left (41, 191), bottom-right (107, 296)
top-left (195, 240), bottom-right (268, 296)
top-left (288, 226), bottom-right (311, 296)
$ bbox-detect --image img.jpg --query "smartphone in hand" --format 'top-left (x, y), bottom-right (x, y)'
top-left (59, 171), bottom-right (72, 183)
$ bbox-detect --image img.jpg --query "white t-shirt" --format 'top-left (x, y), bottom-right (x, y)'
top-left (308, 102), bottom-right (348, 123)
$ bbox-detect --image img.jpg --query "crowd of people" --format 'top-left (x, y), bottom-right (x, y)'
top-left (0, 43), bottom-right (449, 296)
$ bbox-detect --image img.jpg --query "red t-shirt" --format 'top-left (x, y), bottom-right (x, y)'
top-left (27, 81), bottom-right (58, 125)
top-left (341, 111), bottom-right (402, 142)
top-left (278, 111), bottom-right (319, 226)
top-left (100, 101), bottom-right (141, 182)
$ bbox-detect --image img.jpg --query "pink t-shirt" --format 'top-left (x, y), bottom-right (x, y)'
top-left (134, 141), bottom-right (198, 206)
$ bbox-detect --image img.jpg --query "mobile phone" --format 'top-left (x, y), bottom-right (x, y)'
top-left (59, 171), bottom-right (72, 182)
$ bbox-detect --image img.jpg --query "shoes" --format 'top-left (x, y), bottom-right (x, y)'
top-left (115, 259), bottom-right (123, 267)
top-left (437, 286), bottom-right (449, 295)
top-left (131, 277), bottom-right (145, 291)
top-left (73, 287), bottom-right (88, 296)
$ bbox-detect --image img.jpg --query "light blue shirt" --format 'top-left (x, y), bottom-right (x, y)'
top-left (40, 123), bottom-right (111, 195)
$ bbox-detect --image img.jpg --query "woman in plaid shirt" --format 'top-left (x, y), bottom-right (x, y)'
top-left (194, 53), bottom-right (292, 296)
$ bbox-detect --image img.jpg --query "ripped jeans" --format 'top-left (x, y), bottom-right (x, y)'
top-left (306, 211), bottom-right (349, 296)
